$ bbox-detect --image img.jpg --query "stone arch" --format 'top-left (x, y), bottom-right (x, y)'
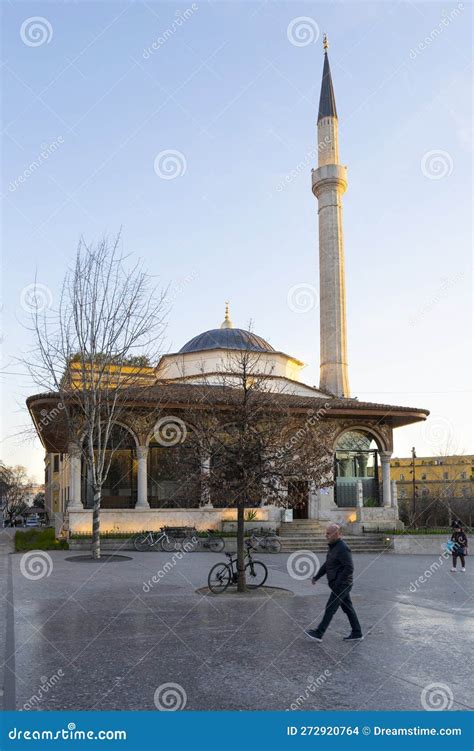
top-left (76, 420), bottom-right (140, 450)
top-left (333, 424), bottom-right (389, 453)
top-left (333, 425), bottom-right (386, 509)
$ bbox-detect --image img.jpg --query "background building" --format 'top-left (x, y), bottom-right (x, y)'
top-left (392, 454), bottom-right (473, 526)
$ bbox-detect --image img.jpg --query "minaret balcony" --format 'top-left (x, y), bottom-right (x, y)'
top-left (312, 164), bottom-right (348, 198)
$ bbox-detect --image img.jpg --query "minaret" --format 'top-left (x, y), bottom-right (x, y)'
top-left (312, 35), bottom-right (350, 398)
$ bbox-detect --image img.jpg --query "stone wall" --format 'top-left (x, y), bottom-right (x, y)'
top-left (390, 535), bottom-right (453, 555)
top-left (67, 507), bottom-right (282, 535)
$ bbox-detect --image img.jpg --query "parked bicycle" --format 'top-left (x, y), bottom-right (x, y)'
top-left (247, 529), bottom-right (281, 553)
top-left (207, 542), bottom-right (268, 593)
top-left (182, 528), bottom-right (225, 553)
top-left (133, 527), bottom-right (176, 552)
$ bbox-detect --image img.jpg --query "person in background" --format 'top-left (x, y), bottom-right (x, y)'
top-left (450, 524), bottom-right (468, 572)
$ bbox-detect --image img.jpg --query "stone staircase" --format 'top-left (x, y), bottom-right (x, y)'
top-left (278, 521), bottom-right (392, 553)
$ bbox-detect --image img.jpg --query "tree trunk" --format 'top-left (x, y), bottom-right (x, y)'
top-left (236, 503), bottom-right (246, 593)
top-left (91, 489), bottom-right (101, 560)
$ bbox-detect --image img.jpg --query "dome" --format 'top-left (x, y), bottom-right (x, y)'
top-left (179, 328), bottom-right (275, 354)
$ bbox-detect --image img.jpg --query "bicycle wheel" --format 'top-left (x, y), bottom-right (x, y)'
top-left (209, 537), bottom-right (225, 553)
top-left (245, 560), bottom-right (268, 588)
top-left (133, 533), bottom-right (152, 552)
top-left (161, 534), bottom-right (177, 552)
top-left (267, 537), bottom-right (281, 553)
top-left (208, 563), bottom-right (231, 593)
top-left (181, 536), bottom-right (199, 552)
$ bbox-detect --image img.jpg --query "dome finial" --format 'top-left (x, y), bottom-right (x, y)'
top-left (323, 33), bottom-right (329, 53)
top-left (220, 301), bottom-right (233, 329)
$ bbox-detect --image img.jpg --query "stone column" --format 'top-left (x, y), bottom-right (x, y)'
top-left (380, 452), bottom-right (392, 507)
top-left (357, 454), bottom-right (368, 477)
top-left (200, 452), bottom-right (213, 507)
top-left (339, 458), bottom-right (351, 477)
top-left (68, 441), bottom-right (83, 509)
top-left (356, 480), bottom-right (364, 508)
top-left (308, 481), bottom-right (319, 519)
top-left (135, 445), bottom-right (150, 509)
top-left (391, 480), bottom-right (398, 510)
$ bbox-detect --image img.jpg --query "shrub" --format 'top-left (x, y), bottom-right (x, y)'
top-left (15, 528), bottom-right (68, 552)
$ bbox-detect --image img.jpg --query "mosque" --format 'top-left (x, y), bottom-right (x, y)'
top-left (27, 39), bottom-right (429, 536)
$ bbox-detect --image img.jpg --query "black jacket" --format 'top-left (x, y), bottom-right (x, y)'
top-left (313, 538), bottom-right (354, 592)
top-left (451, 531), bottom-right (468, 554)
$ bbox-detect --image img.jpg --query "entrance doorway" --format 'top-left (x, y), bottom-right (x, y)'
top-left (288, 480), bottom-right (309, 519)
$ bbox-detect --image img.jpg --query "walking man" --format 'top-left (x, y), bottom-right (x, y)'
top-left (305, 523), bottom-right (363, 642)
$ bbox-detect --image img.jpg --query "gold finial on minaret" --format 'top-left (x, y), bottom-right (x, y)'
top-left (220, 301), bottom-right (233, 329)
top-left (323, 33), bottom-right (329, 52)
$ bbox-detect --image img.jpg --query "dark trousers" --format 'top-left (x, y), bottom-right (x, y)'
top-left (452, 553), bottom-right (466, 567)
top-left (316, 586), bottom-right (362, 636)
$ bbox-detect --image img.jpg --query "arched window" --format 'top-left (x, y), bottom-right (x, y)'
top-left (334, 430), bottom-right (380, 507)
top-left (147, 441), bottom-right (200, 509)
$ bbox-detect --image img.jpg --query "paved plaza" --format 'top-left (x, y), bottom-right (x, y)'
top-left (1, 544), bottom-right (473, 712)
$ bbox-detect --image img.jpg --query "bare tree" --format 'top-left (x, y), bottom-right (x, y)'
top-left (0, 465), bottom-right (31, 526)
top-left (187, 349), bottom-right (335, 592)
top-left (24, 233), bottom-right (168, 558)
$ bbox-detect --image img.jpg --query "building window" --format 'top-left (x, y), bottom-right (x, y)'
top-left (421, 473), bottom-right (427, 480)
top-left (399, 488), bottom-right (406, 499)
top-left (462, 486), bottom-right (470, 498)
top-left (460, 472), bottom-right (467, 480)
top-left (53, 455), bottom-right (59, 473)
top-left (400, 474), bottom-right (405, 481)
top-left (421, 487), bottom-right (429, 496)
top-left (443, 472), bottom-right (449, 480)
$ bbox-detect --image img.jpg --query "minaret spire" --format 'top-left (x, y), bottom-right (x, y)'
top-left (318, 36), bottom-right (337, 123)
top-left (312, 38), bottom-right (350, 397)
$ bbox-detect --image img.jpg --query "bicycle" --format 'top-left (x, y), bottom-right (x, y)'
top-left (207, 542), bottom-right (268, 593)
top-left (133, 527), bottom-right (176, 552)
top-left (248, 529), bottom-right (281, 553)
top-left (182, 528), bottom-right (225, 553)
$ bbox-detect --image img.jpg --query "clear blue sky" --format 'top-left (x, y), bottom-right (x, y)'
top-left (1, 0), bottom-right (472, 482)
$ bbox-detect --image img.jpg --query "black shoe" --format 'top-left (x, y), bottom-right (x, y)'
top-left (343, 633), bottom-right (364, 641)
top-left (305, 629), bottom-right (323, 642)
